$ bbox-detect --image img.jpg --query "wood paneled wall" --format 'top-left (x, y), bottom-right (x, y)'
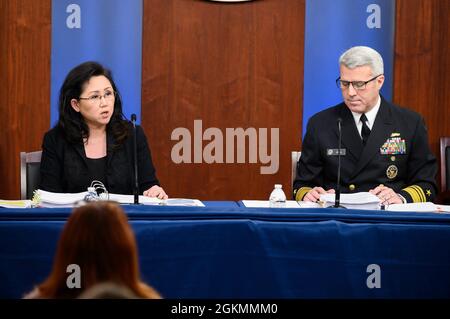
top-left (0, 0), bottom-right (51, 199)
top-left (394, 0), bottom-right (450, 191)
top-left (141, 0), bottom-right (304, 200)
top-left (1, 0), bottom-right (449, 200)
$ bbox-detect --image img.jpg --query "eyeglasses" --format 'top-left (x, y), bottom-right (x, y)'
top-left (79, 90), bottom-right (116, 104)
top-left (336, 74), bottom-right (382, 90)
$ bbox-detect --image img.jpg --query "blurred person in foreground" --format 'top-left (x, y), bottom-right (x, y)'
top-left (24, 201), bottom-right (161, 299)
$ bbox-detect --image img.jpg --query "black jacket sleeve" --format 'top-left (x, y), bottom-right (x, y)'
top-left (398, 116), bottom-right (438, 202)
top-left (39, 129), bottom-right (64, 192)
top-left (292, 116), bottom-right (322, 200)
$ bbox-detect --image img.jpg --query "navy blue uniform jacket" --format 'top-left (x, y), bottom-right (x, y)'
top-left (39, 125), bottom-right (160, 194)
top-left (293, 97), bottom-right (437, 203)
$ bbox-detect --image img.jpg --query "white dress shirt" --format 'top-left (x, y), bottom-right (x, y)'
top-left (351, 95), bottom-right (381, 139)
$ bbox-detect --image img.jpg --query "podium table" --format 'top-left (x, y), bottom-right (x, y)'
top-left (1, 203), bottom-right (450, 298)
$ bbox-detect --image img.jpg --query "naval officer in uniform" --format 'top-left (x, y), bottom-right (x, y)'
top-left (293, 46), bottom-right (437, 205)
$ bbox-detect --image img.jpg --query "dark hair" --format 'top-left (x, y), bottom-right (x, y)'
top-left (57, 61), bottom-right (129, 146)
top-left (36, 202), bottom-right (161, 299)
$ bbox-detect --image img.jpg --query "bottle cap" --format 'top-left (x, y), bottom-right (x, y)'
top-left (275, 184), bottom-right (282, 188)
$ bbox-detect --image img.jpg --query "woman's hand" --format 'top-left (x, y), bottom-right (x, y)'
top-left (143, 185), bottom-right (168, 199)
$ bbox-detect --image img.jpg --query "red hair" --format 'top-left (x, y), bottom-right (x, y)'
top-left (37, 201), bottom-right (160, 298)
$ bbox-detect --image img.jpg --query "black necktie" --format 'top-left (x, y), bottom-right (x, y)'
top-left (360, 113), bottom-right (371, 146)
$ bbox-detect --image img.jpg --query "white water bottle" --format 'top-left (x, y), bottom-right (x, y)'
top-left (269, 184), bottom-right (286, 208)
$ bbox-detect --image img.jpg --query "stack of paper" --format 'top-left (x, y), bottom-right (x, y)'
top-left (319, 192), bottom-right (381, 210)
top-left (0, 199), bottom-right (33, 209)
top-left (34, 190), bottom-right (89, 207)
top-left (33, 190), bottom-right (204, 207)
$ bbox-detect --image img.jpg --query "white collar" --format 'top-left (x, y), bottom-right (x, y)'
top-left (351, 95), bottom-right (381, 130)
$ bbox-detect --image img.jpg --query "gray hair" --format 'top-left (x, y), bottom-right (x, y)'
top-left (339, 46), bottom-right (384, 76)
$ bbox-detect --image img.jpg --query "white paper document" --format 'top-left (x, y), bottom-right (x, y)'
top-left (297, 201), bottom-right (323, 208)
top-left (0, 199), bottom-right (33, 209)
top-left (33, 190), bottom-right (204, 207)
top-left (387, 202), bottom-right (450, 213)
top-left (108, 193), bottom-right (161, 205)
top-left (319, 192), bottom-right (381, 210)
top-left (241, 200), bottom-right (302, 208)
top-left (35, 190), bottom-right (88, 207)
top-left (436, 204), bottom-right (450, 213)
top-left (162, 199), bottom-right (205, 207)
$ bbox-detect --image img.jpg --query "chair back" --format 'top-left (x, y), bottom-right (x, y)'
top-left (291, 151), bottom-right (301, 194)
top-left (440, 137), bottom-right (450, 192)
top-left (20, 151), bottom-right (42, 199)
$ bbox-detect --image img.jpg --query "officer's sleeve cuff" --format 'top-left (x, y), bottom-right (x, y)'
top-left (397, 193), bottom-right (407, 204)
top-left (294, 187), bottom-right (312, 202)
top-left (399, 185), bottom-right (427, 203)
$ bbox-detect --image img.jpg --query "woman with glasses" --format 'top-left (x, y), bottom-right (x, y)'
top-left (39, 61), bottom-right (168, 199)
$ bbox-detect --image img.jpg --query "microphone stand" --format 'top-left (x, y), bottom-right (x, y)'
top-left (131, 114), bottom-right (140, 205)
top-left (333, 118), bottom-right (345, 208)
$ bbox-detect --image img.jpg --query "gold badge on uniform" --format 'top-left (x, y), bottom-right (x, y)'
top-left (386, 165), bottom-right (398, 179)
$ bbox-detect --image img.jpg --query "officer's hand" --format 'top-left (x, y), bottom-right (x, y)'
top-left (303, 187), bottom-right (335, 202)
top-left (369, 185), bottom-right (402, 205)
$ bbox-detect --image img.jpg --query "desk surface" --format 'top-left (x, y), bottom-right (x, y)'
top-left (1, 203), bottom-right (450, 299)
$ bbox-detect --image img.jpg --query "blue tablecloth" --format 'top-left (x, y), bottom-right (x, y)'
top-left (1, 203), bottom-right (450, 299)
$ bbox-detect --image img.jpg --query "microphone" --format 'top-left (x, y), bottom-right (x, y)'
top-left (334, 118), bottom-right (345, 208)
top-left (131, 114), bottom-right (139, 205)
